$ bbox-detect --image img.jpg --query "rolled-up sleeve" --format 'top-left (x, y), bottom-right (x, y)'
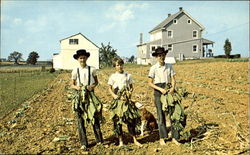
top-left (148, 66), bottom-right (155, 79)
top-left (170, 65), bottom-right (176, 77)
top-left (71, 68), bottom-right (77, 80)
top-left (128, 74), bottom-right (133, 84)
top-left (92, 67), bottom-right (97, 77)
top-left (108, 75), bottom-right (114, 86)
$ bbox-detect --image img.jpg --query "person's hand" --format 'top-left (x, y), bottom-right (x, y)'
top-left (75, 86), bottom-right (81, 91)
top-left (169, 87), bottom-right (175, 95)
top-left (87, 85), bottom-right (95, 91)
top-left (160, 88), bottom-right (167, 95)
top-left (112, 94), bottom-right (119, 99)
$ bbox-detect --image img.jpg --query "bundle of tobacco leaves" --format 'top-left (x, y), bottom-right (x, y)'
top-left (160, 84), bottom-right (188, 134)
top-left (109, 86), bottom-right (140, 125)
top-left (68, 86), bottom-right (103, 125)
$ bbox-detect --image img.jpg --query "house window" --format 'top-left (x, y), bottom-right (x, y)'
top-left (167, 30), bottom-right (173, 38)
top-left (167, 44), bottom-right (173, 52)
top-left (187, 19), bottom-right (192, 24)
top-left (69, 39), bottom-right (79, 45)
top-left (151, 46), bottom-right (156, 51)
top-left (193, 30), bottom-right (198, 38)
top-left (192, 44), bottom-right (198, 53)
top-left (173, 19), bottom-right (177, 24)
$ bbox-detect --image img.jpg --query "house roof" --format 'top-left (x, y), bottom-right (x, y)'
top-left (202, 38), bottom-right (214, 45)
top-left (136, 43), bottom-right (147, 47)
top-left (60, 33), bottom-right (99, 48)
top-left (161, 38), bottom-right (214, 46)
top-left (149, 9), bottom-right (205, 33)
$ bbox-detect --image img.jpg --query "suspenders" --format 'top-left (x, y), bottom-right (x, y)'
top-left (77, 66), bottom-right (91, 86)
top-left (88, 66), bottom-right (90, 85)
top-left (77, 68), bottom-right (81, 85)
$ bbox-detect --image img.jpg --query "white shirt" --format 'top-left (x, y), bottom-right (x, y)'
top-left (71, 65), bottom-right (97, 86)
top-left (108, 72), bottom-right (132, 90)
top-left (148, 62), bottom-right (176, 84)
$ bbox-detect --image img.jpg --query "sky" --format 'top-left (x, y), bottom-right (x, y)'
top-left (1, 1), bottom-right (249, 61)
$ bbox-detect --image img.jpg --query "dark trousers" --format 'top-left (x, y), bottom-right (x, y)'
top-left (76, 112), bottom-right (103, 147)
top-left (154, 83), bottom-right (180, 140)
top-left (113, 116), bottom-right (136, 136)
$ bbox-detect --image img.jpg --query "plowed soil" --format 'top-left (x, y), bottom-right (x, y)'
top-left (0, 61), bottom-right (249, 154)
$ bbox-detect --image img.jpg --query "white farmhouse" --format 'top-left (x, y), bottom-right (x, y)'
top-left (53, 33), bottom-right (99, 70)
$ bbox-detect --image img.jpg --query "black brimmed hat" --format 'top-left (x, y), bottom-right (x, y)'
top-left (152, 47), bottom-right (168, 57)
top-left (73, 49), bottom-right (90, 59)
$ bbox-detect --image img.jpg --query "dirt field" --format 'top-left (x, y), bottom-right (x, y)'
top-left (0, 61), bottom-right (249, 154)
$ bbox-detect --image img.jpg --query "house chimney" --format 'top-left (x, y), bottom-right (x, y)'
top-left (168, 13), bottom-right (171, 17)
top-left (179, 7), bottom-right (183, 11)
top-left (140, 33), bottom-right (143, 44)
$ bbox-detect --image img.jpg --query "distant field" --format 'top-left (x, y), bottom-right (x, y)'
top-left (0, 71), bottom-right (58, 118)
top-left (0, 66), bottom-right (53, 73)
top-left (0, 61), bottom-right (26, 65)
top-left (176, 58), bottom-right (249, 64)
top-left (0, 61), bottom-right (51, 65)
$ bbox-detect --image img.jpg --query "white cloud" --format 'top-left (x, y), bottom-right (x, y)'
top-left (107, 8), bottom-right (134, 23)
top-left (1, 14), bottom-right (10, 23)
top-left (99, 2), bottom-right (149, 33)
top-left (17, 38), bottom-right (24, 44)
top-left (97, 22), bottom-right (116, 33)
top-left (13, 18), bottom-right (22, 24)
top-left (107, 3), bottom-right (149, 23)
top-left (25, 16), bottom-right (48, 33)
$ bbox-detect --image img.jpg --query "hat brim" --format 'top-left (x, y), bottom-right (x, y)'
top-left (73, 53), bottom-right (90, 59)
top-left (152, 50), bottom-right (168, 57)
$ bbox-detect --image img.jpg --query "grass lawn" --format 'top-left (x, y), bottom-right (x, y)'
top-left (0, 71), bottom-right (58, 118)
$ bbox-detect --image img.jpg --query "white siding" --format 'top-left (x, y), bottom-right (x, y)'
top-left (54, 34), bottom-right (99, 70)
top-left (137, 58), bottom-right (151, 65)
top-left (53, 54), bottom-right (62, 70)
top-left (150, 31), bottom-right (162, 41)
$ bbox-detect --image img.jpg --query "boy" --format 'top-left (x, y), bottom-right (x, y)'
top-left (108, 57), bottom-right (142, 147)
top-left (148, 47), bottom-right (180, 146)
top-left (71, 49), bottom-right (103, 150)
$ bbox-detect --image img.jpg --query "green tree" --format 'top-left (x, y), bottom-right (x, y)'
top-left (224, 38), bottom-right (232, 58)
top-left (27, 51), bottom-right (39, 65)
top-left (8, 51), bottom-right (23, 64)
top-left (128, 55), bottom-right (135, 63)
top-left (99, 42), bottom-right (118, 67)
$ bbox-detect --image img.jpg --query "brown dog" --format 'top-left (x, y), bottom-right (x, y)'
top-left (135, 102), bottom-right (158, 136)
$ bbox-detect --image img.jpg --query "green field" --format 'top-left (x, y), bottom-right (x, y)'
top-left (0, 71), bottom-right (58, 118)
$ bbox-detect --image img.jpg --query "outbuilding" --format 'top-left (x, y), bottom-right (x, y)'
top-left (53, 33), bottom-right (99, 70)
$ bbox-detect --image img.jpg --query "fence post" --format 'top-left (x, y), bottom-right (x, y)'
top-left (14, 77), bottom-right (16, 103)
top-left (41, 66), bottom-right (46, 72)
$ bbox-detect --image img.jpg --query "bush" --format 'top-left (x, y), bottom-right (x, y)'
top-left (214, 55), bottom-right (227, 58)
top-left (229, 54), bottom-right (241, 59)
top-left (49, 68), bottom-right (55, 73)
top-left (214, 54), bottom-right (241, 59)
